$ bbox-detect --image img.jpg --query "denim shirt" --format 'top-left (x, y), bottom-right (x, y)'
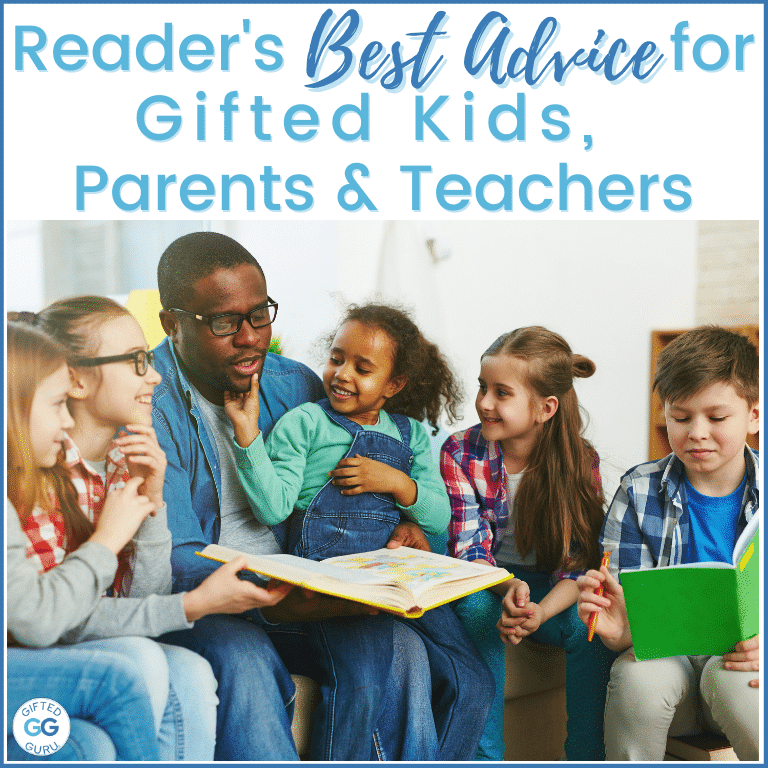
top-left (150, 337), bottom-right (325, 592)
top-left (600, 448), bottom-right (759, 579)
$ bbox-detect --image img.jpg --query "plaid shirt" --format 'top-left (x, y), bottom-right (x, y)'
top-left (22, 436), bottom-right (130, 590)
top-left (64, 435), bottom-right (131, 592)
top-left (440, 424), bottom-right (602, 581)
top-left (22, 496), bottom-right (67, 573)
top-left (601, 447), bottom-right (759, 579)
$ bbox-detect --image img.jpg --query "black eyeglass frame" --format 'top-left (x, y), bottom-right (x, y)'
top-left (73, 349), bottom-right (155, 376)
top-left (168, 298), bottom-right (279, 336)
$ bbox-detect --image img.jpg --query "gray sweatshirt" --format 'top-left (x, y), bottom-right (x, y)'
top-left (7, 500), bottom-right (192, 647)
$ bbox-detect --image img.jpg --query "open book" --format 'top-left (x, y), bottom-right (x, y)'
top-left (621, 514), bottom-right (759, 660)
top-left (197, 545), bottom-right (511, 618)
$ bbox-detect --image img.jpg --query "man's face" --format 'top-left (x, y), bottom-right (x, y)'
top-left (166, 263), bottom-right (272, 405)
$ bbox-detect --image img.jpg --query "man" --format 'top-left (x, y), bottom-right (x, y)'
top-left (150, 232), bottom-right (491, 760)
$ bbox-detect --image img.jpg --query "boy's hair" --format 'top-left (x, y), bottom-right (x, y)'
top-left (334, 303), bottom-right (463, 434)
top-left (37, 295), bottom-right (130, 361)
top-left (483, 326), bottom-right (605, 573)
top-left (6, 319), bottom-right (94, 550)
top-left (157, 231), bottom-right (264, 310)
top-left (653, 326), bottom-right (759, 407)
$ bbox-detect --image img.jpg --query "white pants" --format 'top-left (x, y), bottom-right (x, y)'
top-left (604, 649), bottom-right (759, 761)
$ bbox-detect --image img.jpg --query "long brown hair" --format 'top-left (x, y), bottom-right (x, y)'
top-left (38, 295), bottom-right (131, 361)
top-left (6, 319), bottom-right (93, 550)
top-left (484, 326), bottom-right (605, 572)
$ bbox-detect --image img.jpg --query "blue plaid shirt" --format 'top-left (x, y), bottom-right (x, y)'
top-left (601, 448), bottom-right (759, 579)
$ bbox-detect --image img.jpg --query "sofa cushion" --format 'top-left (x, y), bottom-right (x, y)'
top-left (504, 638), bottom-right (566, 699)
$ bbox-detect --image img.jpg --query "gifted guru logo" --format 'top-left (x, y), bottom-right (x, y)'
top-left (12, 698), bottom-right (71, 756)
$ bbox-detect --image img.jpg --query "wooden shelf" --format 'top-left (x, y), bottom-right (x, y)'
top-left (649, 326), bottom-right (759, 460)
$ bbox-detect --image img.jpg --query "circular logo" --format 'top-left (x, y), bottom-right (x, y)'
top-left (12, 698), bottom-right (70, 757)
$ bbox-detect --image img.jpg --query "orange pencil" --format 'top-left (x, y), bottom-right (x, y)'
top-left (588, 550), bottom-right (612, 642)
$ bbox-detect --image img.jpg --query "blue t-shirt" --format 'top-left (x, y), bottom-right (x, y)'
top-left (682, 472), bottom-right (746, 564)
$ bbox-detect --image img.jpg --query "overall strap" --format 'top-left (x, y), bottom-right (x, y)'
top-left (316, 398), bottom-right (363, 436)
top-left (388, 413), bottom-right (412, 445)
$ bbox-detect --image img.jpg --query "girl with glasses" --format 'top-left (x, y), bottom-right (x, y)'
top-left (14, 297), bottom-right (293, 761)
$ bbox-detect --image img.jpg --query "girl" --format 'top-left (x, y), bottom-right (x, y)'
top-left (224, 302), bottom-right (495, 761)
top-left (441, 326), bottom-right (618, 761)
top-left (7, 320), bottom-right (160, 760)
top-left (14, 299), bottom-right (292, 760)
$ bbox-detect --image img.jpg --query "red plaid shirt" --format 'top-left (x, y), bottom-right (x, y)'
top-left (440, 424), bottom-right (602, 581)
top-left (22, 435), bottom-right (130, 590)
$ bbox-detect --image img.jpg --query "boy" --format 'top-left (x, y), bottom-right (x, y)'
top-left (576, 326), bottom-right (759, 761)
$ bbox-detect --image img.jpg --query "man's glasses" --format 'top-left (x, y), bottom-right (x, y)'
top-left (73, 349), bottom-right (155, 376)
top-left (169, 299), bottom-right (278, 336)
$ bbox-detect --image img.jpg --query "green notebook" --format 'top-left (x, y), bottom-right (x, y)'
top-left (621, 514), bottom-right (759, 661)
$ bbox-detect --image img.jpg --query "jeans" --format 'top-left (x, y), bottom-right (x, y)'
top-left (160, 615), bottom-right (300, 761)
top-left (82, 637), bottom-right (218, 761)
top-left (161, 612), bottom-right (446, 761)
top-left (452, 589), bottom-right (508, 760)
top-left (454, 570), bottom-right (618, 761)
top-left (7, 644), bottom-right (159, 761)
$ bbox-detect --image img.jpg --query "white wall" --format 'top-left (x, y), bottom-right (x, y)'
top-left (334, 220), bottom-right (699, 477)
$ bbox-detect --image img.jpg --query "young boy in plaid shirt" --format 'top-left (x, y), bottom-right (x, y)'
top-left (577, 326), bottom-right (759, 760)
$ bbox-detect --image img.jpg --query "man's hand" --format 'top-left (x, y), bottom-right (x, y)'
top-left (724, 634), bottom-right (759, 688)
top-left (261, 587), bottom-right (379, 623)
top-left (386, 521), bottom-right (431, 552)
top-left (223, 373), bottom-right (260, 448)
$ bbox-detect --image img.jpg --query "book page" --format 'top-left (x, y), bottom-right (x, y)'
top-left (324, 548), bottom-right (509, 599)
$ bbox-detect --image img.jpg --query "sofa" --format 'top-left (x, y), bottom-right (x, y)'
top-left (290, 637), bottom-right (567, 760)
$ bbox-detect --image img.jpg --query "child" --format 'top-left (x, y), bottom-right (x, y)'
top-left (16, 299), bottom-right (292, 760)
top-left (576, 326), bottom-right (759, 761)
top-left (441, 326), bottom-right (617, 761)
top-left (7, 320), bottom-right (160, 761)
top-left (224, 302), bottom-right (495, 760)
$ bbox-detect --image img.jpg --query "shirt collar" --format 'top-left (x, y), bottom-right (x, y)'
top-left (661, 446), bottom-right (760, 502)
top-left (63, 433), bottom-right (126, 478)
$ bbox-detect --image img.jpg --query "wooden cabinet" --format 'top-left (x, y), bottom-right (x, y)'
top-left (649, 326), bottom-right (759, 460)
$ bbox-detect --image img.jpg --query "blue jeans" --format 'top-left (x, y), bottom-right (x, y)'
top-left (83, 637), bottom-right (218, 761)
top-left (161, 613), bottom-right (445, 761)
top-left (7, 644), bottom-right (159, 761)
top-left (454, 571), bottom-right (619, 761)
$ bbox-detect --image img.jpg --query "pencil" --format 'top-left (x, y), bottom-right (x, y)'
top-left (587, 550), bottom-right (612, 642)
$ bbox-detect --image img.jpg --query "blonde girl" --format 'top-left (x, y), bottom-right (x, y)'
top-left (28, 298), bottom-right (292, 759)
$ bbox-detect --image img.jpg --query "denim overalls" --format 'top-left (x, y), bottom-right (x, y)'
top-left (288, 398), bottom-right (414, 561)
top-left (288, 399), bottom-right (495, 760)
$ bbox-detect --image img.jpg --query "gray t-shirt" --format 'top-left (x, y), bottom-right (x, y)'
top-left (495, 470), bottom-right (538, 569)
top-left (192, 386), bottom-right (281, 556)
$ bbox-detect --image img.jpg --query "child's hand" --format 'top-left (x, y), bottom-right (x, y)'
top-left (183, 557), bottom-right (294, 621)
top-left (576, 565), bottom-right (631, 651)
top-left (497, 580), bottom-right (535, 644)
top-left (723, 634), bottom-right (759, 688)
top-left (330, 454), bottom-right (418, 507)
top-left (89, 476), bottom-right (156, 555)
top-left (114, 424), bottom-right (167, 513)
top-left (223, 373), bottom-right (260, 448)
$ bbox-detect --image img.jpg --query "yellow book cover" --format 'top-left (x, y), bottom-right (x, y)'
top-left (197, 545), bottom-right (511, 618)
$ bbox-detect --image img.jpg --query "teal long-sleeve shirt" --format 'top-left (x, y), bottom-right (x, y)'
top-left (233, 402), bottom-right (450, 535)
